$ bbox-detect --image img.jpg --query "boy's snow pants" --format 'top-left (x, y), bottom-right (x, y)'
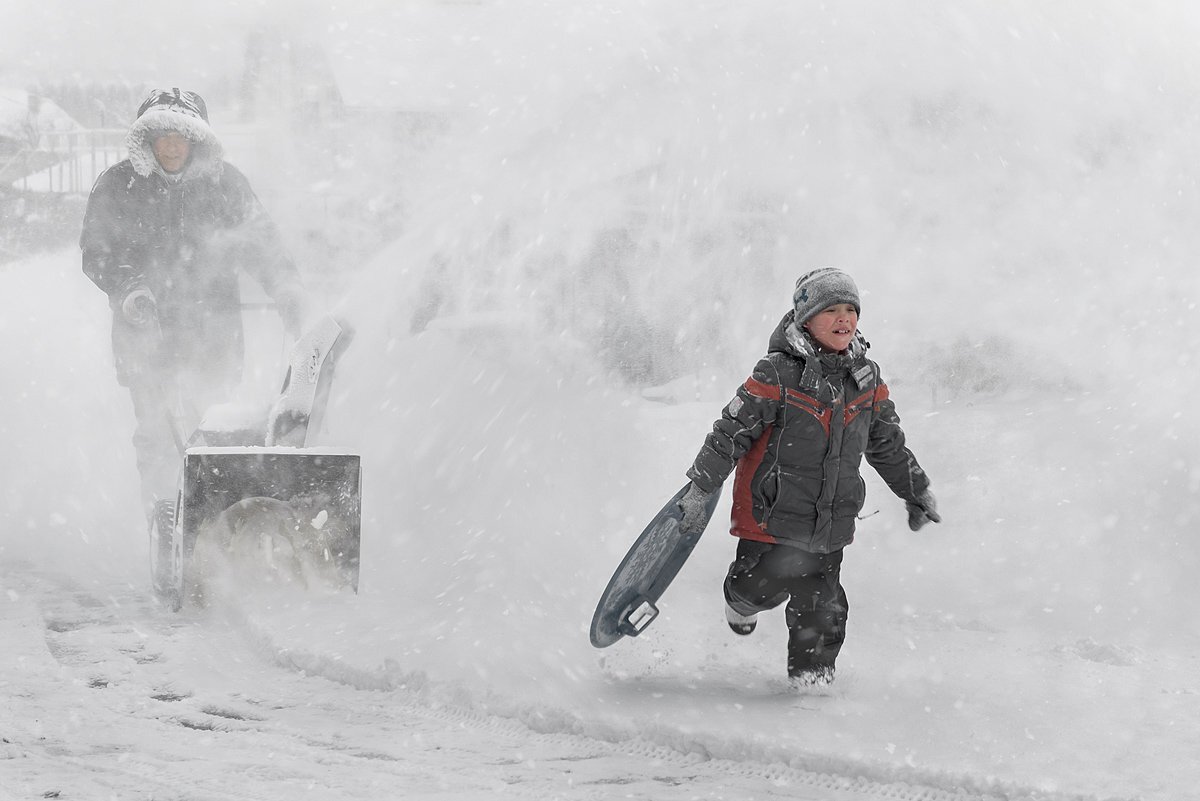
top-left (724, 539), bottom-right (848, 677)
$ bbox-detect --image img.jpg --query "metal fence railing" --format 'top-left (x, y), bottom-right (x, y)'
top-left (2, 128), bottom-right (127, 194)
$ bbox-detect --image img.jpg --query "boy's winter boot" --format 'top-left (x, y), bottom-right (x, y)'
top-left (725, 603), bottom-right (757, 635)
top-left (786, 624), bottom-right (840, 687)
top-left (787, 665), bottom-right (836, 689)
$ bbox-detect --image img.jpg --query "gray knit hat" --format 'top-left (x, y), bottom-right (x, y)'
top-left (792, 267), bottom-right (861, 325)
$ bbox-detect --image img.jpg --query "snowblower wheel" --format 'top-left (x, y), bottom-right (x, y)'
top-left (148, 498), bottom-right (181, 612)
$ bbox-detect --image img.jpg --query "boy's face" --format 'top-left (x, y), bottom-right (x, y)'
top-left (803, 303), bottom-right (859, 353)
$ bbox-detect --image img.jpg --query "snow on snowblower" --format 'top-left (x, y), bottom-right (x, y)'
top-left (149, 314), bottom-right (361, 611)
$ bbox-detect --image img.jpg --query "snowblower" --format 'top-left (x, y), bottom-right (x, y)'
top-left (148, 314), bottom-right (361, 611)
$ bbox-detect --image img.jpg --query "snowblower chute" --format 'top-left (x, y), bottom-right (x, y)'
top-left (150, 314), bottom-right (362, 610)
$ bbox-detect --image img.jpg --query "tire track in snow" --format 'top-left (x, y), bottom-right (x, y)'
top-left (237, 608), bottom-right (1133, 801)
top-left (3, 569), bottom-right (525, 800)
top-left (6, 568), bottom-right (807, 800)
top-left (6, 567), bottom-right (1136, 801)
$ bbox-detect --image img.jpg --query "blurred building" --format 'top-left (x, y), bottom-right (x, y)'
top-left (0, 88), bottom-right (91, 189)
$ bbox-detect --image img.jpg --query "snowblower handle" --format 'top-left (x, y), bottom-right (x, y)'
top-left (266, 315), bottom-right (349, 447)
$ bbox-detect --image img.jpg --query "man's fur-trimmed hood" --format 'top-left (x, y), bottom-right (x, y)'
top-left (125, 88), bottom-right (223, 181)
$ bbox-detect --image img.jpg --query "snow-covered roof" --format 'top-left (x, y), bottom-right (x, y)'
top-left (0, 87), bottom-right (83, 143)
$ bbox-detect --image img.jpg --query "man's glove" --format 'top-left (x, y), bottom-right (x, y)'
top-left (120, 285), bottom-right (157, 327)
top-left (276, 285), bottom-right (310, 339)
top-left (678, 482), bottom-right (716, 535)
top-left (906, 490), bottom-right (941, 531)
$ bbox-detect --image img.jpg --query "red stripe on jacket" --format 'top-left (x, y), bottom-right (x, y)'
top-left (845, 383), bottom-right (890, 425)
top-left (784, 388), bottom-right (832, 435)
top-left (730, 423), bottom-right (776, 543)
top-left (743, 376), bottom-right (781, 401)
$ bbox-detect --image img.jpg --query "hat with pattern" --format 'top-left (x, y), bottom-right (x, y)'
top-left (792, 267), bottom-right (861, 325)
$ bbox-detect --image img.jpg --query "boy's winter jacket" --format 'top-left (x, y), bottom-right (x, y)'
top-left (687, 312), bottom-right (930, 554)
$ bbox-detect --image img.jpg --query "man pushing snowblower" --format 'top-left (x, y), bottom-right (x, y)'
top-left (80, 87), bottom-right (308, 513)
top-left (80, 88), bottom-right (360, 609)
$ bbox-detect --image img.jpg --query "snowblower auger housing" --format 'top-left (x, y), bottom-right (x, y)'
top-left (150, 315), bottom-right (361, 611)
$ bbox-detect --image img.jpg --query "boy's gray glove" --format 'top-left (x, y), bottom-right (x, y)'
top-left (678, 482), bottom-right (716, 535)
top-left (906, 490), bottom-right (941, 531)
top-left (120, 285), bottom-right (157, 327)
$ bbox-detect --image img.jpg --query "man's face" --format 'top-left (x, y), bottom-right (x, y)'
top-left (151, 132), bottom-right (191, 174)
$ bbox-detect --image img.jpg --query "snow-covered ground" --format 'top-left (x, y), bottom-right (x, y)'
top-left (2, 244), bottom-right (1198, 800)
top-left (5, 2), bottom-right (1200, 800)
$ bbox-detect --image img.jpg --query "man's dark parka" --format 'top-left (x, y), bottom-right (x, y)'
top-left (80, 90), bottom-right (301, 386)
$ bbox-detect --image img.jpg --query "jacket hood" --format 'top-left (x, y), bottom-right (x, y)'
top-left (125, 88), bottom-right (223, 181)
top-left (767, 311), bottom-right (796, 354)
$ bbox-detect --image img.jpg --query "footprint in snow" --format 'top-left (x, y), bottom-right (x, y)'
top-left (1061, 638), bottom-right (1139, 667)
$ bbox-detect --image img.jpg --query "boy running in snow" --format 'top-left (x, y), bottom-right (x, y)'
top-left (678, 268), bottom-right (939, 687)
